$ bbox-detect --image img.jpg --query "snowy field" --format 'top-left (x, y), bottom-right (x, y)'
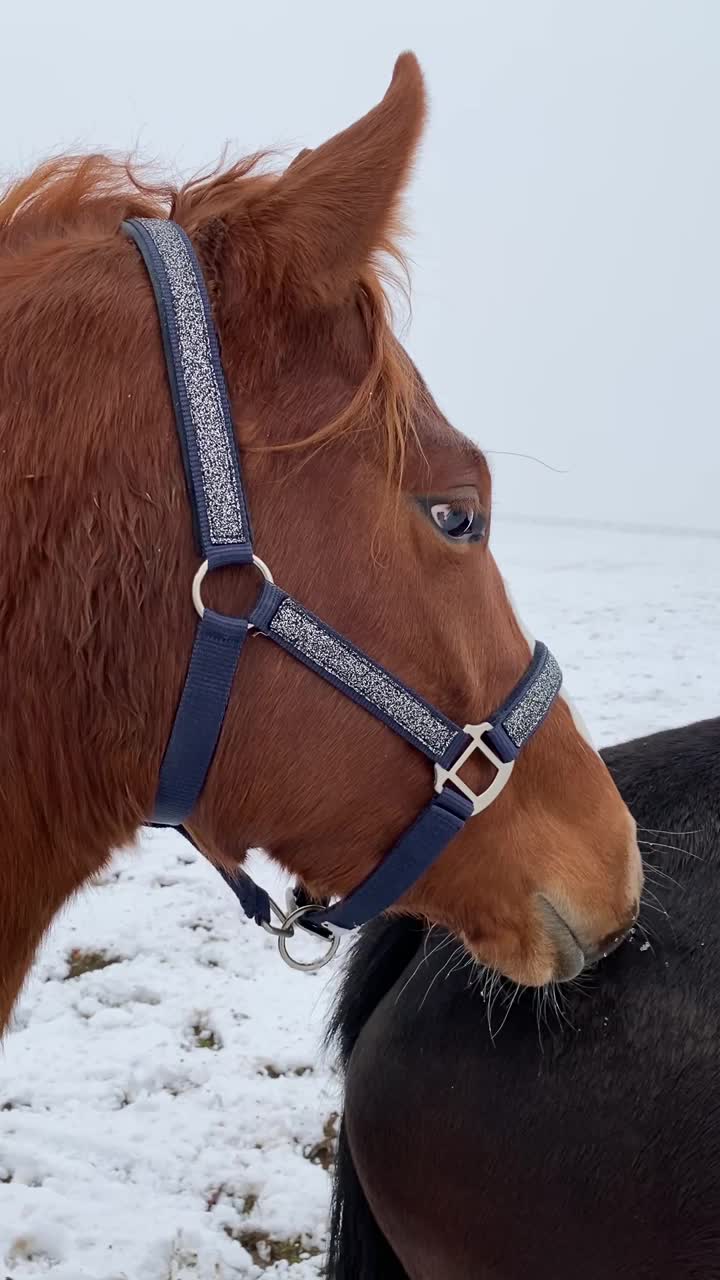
top-left (1, 516), bottom-right (718, 1279)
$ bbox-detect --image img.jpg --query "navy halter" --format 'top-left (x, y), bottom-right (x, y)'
top-left (123, 217), bottom-right (563, 968)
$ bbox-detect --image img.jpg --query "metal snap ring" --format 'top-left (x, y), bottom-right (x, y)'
top-left (277, 904), bottom-right (342, 972)
top-left (192, 555), bottom-right (274, 629)
top-left (259, 896), bottom-right (295, 939)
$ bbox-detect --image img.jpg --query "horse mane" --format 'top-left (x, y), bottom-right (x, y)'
top-left (0, 151), bottom-right (278, 243)
top-left (0, 152), bottom-right (420, 488)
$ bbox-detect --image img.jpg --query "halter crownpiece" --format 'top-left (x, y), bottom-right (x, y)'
top-left (123, 216), bottom-right (562, 970)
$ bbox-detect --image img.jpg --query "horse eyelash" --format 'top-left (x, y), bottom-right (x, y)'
top-left (443, 495), bottom-right (483, 515)
top-left (419, 493), bottom-right (485, 515)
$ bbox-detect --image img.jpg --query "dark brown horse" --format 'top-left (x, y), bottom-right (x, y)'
top-left (0, 53), bottom-right (640, 1033)
top-left (328, 716), bottom-right (720, 1279)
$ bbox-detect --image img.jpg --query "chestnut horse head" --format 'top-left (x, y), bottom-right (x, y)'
top-left (0, 53), bottom-right (641, 1026)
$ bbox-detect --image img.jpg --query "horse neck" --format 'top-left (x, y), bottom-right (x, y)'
top-left (0, 445), bottom-right (198, 866)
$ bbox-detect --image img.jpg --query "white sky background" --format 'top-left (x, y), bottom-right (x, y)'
top-left (2, 0), bottom-right (718, 532)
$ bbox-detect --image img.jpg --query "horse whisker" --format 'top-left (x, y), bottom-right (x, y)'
top-left (417, 942), bottom-right (466, 1011)
top-left (638, 825), bottom-right (700, 838)
top-left (394, 931), bottom-right (456, 1004)
top-left (638, 838), bottom-right (704, 861)
top-left (642, 864), bottom-right (683, 891)
top-left (491, 979), bottom-right (522, 1040)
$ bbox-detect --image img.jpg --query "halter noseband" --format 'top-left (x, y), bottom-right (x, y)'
top-left (124, 217), bottom-right (562, 969)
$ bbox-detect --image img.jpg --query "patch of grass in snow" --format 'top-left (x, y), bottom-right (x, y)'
top-left (205, 1187), bottom-right (259, 1215)
top-left (5, 1237), bottom-right (54, 1265)
top-left (65, 948), bottom-right (120, 979)
top-left (225, 1229), bottom-right (321, 1268)
top-left (191, 1020), bottom-right (222, 1050)
top-left (262, 1063), bottom-right (313, 1078)
top-left (303, 1112), bottom-right (339, 1172)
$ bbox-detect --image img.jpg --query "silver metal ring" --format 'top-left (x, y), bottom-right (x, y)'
top-left (260, 895), bottom-right (295, 938)
top-left (192, 554), bottom-right (274, 621)
top-left (277, 904), bottom-right (342, 972)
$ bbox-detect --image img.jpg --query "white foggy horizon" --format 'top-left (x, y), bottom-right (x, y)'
top-left (3, 0), bottom-right (719, 534)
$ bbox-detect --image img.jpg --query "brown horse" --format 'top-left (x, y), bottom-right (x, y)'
top-left (0, 52), bottom-right (640, 1034)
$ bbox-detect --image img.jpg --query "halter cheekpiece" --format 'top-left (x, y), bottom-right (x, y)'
top-left (123, 217), bottom-right (563, 970)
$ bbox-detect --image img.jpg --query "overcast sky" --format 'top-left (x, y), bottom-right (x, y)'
top-left (3, 1), bottom-right (719, 532)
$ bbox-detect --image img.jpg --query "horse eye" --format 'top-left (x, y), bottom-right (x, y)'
top-left (429, 502), bottom-right (484, 542)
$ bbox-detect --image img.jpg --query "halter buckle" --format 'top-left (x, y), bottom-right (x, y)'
top-left (434, 722), bottom-right (515, 817)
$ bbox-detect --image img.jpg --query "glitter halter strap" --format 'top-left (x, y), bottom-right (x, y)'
top-left (123, 217), bottom-right (563, 970)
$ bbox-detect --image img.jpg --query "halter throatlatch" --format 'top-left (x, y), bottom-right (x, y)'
top-left (124, 217), bottom-right (563, 971)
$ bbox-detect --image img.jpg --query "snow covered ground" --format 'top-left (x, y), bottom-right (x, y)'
top-left (1, 517), bottom-right (718, 1279)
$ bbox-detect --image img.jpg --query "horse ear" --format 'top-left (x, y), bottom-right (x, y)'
top-left (257, 53), bottom-right (426, 303)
